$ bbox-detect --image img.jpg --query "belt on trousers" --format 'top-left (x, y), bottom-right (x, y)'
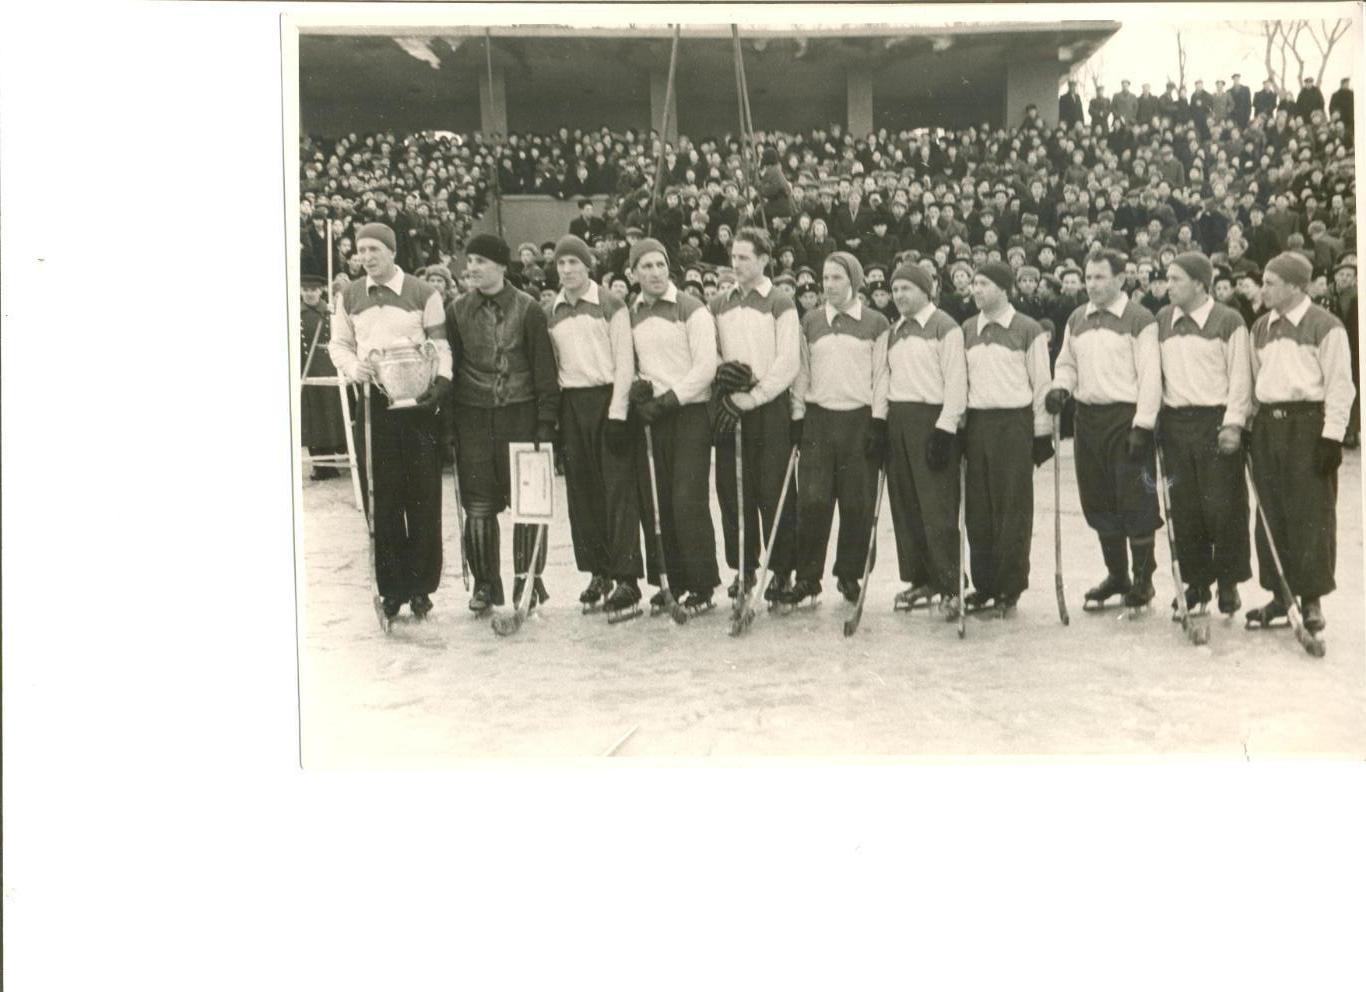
top-left (1261, 400), bottom-right (1324, 419)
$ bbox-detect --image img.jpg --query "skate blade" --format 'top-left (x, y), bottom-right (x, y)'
top-left (1245, 617), bottom-right (1291, 630)
top-left (685, 602), bottom-right (716, 618)
top-left (1118, 605), bottom-right (1153, 621)
top-left (373, 597), bottom-right (392, 634)
top-left (581, 602), bottom-right (604, 615)
top-left (893, 598), bottom-right (934, 613)
top-left (605, 606), bottom-right (643, 624)
top-left (1082, 599), bottom-right (1121, 613)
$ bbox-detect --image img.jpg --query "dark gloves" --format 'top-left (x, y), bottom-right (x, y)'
top-left (1032, 435), bottom-right (1055, 467)
top-left (715, 361), bottom-right (756, 394)
top-left (413, 374), bottom-right (452, 411)
top-left (605, 418), bottom-right (632, 456)
top-left (926, 428), bottom-right (955, 472)
top-left (1044, 387), bottom-right (1070, 416)
top-left (713, 393), bottom-right (743, 435)
top-left (1125, 426), bottom-right (1153, 461)
top-left (628, 379), bottom-right (654, 408)
top-left (533, 420), bottom-right (558, 451)
top-left (1314, 436), bottom-right (1343, 476)
top-left (790, 418), bottom-right (805, 448)
top-left (865, 418), bottom-right (888, 464)
top-left (639, 390), bottom-right (680, 425)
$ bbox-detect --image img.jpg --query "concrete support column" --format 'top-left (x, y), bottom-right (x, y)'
top-left (1006, 58), bottom-right (1064, 128)
top-left (847, 66), bottom-right (874, 139)
top-left (650, 66), bottom-right (679, 143)
top-left (478, 62), bottom-right (508, 137)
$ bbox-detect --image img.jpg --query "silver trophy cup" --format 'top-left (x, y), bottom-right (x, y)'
top-left (367, 341), bottom-right (438, 409)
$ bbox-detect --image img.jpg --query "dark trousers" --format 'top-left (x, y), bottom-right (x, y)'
top-left (715, 392), bottom-right (798, 578)
top-left (637, 402), bottom-right (720, 594)
top-left (793, 405), bottom-right (878, 584)
top-left (964, 406), bottom-right (1033, 599)
top-left (1158, 406), bottom-right (1251, 589)
top-left (452, 400), bottom-right (545, 588)
top-left (355, 395), bottom-right (443, 600)
top-left (1074, 401), bottom-right (1162, 540)
top-left (560, 386), bottom-right (642, 581)
top-left (887, 402), bottom-right (961, 593)
top-left (1250, 403), bottom-right (1338, 599)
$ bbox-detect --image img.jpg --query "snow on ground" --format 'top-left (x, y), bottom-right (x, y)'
top-left (298, 441), bottom-right (1366, 766)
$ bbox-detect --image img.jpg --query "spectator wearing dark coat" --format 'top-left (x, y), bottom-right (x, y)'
top-left (1136, 83), bottom-right (1160, 125)
top-left (1254, 79), bottom-right (1279, 120)
top-left (1230, 73), bottom-right (1252, 127)
top-left (1329, 78), bottom-right (1354, 134)
top-left (1059, 80), bottom-right (1085, 128)
top-left (1297, 77), bottom-right (1325, 119)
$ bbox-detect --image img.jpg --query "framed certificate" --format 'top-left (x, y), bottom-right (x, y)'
top-left (508, 442), bottom-right (555, 523)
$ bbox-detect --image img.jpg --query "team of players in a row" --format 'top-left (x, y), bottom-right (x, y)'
top-left (324, 221), bottom-right (1353, 639)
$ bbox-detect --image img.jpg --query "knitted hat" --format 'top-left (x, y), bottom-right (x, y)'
top-left (356, 222), bottom-right (396, 253)
top-left (1265, 251), bottom-right (1313, 288)
top-left (423, 264), bottom-right (453, 286)
top-left (466, 233), bottom-right (511, 267)
top-left (553, 234), bottom-right (594, 270)
top-left (891, 263), bottom-right (933, 297)
top-left (1017, 265), bottom-right (1041, 281)
top-left (629, 237), bottom-right (669, 270)
top-left (824, 251), bottom-right (865, 293)
top-left (975, 260), bottom-right (1015, 292)
top-left (1171, 251), bottom-right (1213, 289)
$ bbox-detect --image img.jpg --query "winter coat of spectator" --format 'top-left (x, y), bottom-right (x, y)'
top-left (1136, 85), bottom-right (1160, 125)
top-left (1230, 75), bottom-right (1253, 127)
top-left (1059, 82), bottom-right (1085, 127)
top-left (1297, 79), bottom-right (1326, 120)
top-left (1330, 80), bottom-right (1354, 132)
top-left (1254, 81), bottom-right (1279, 119)
top-left (1112, 82), bottom-right (1138, 124)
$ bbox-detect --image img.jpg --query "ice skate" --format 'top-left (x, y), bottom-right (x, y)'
top-left (648, 588), bottom-right (675, 617)
top-left (778, 578), bottom-right (822, 610)
top-left (468, 580), bottom-right (500, 617)
top-left (962, 589), bottom-right (995, 615)
top-left (1083, 573), bottom-right (1131, 612)
top-left (681, 589), bottom-right (716, 618)
top-left (511, 576), bottom-right (549, 615)
top-left (1301, 598), bottom-right (1326, 634)
top-left (836, 576), bottom-right (861, 605)
top-left (382, 596), bottom-right (403, 620)
top-left (1217, 583), bottom-right (1242, 618)
top-left (579, 573), bottom-right (612, 615)
top-left (1169, 584), bottom-right (1210, 622)
top-left (992, 593), bottom-right (1019, 620)
top-left (409, 593), bottom-right (432, 620)
top-left (727, 571), bottom-right (756, 603)
top-left (603, 579), bottom-right (643, 624)
top-left (1121, 582), bottom-right (1155, 620)
top-left (893, 583), bottom-right (937, 612)
top-left (765, 573), bottom-right (794, 614)
top-left (1245, 596), bottom-right (1290, 630)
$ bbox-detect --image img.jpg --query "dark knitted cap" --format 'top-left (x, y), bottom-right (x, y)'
top-left (1171, 251), bottom-right (1213, 289)
top-left (466, 233), bottom-right (511, 267)
top-left (891, 263), bottom-right (933, 297)
top-left (975, 260), bottom-right (1015, 292)
top-left (356, 222), bottom-right (396, 253)
top-left (553, 235), bottom-right (594, 269)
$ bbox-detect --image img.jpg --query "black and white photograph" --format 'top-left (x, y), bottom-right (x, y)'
top-left (7, 3), bottom-right (1366, 988)
top-left (288, 3), bottom-right (1366, 766)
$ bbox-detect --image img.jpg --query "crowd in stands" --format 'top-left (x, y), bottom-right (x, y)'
top-left (301, 71), bottom-right (1358, 430)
